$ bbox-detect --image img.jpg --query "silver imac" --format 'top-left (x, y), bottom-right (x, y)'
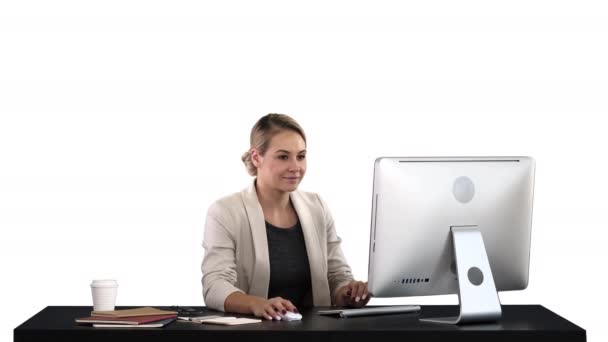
top-left (367, 157), bottom-right (535, 324)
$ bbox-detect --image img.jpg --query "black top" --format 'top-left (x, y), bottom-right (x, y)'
top-left (265, 220), bottom-right (313, 308)
top-left (14, 306), bottom-right (586, 342)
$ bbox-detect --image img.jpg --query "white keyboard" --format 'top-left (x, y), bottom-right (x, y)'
top-left (317, 305), bottom-right (421, 318)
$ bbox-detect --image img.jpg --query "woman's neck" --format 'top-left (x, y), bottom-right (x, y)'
top-left (255, 178), bottom-right (291, 211)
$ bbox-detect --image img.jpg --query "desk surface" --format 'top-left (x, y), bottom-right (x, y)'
top-left (14, 305), bottom-right (585, 342)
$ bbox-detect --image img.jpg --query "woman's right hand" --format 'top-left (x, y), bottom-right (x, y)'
top-left (250, 297), bottom-right (298, 320)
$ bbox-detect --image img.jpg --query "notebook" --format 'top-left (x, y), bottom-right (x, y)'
top-left (317, 305), bottom-right (421, 318)
top-left (91, 307), bottom-right (177, 317)
top-left (76, 314), bottom-right (177, 325)
top-left (93, 317), bottom-right (176, 328)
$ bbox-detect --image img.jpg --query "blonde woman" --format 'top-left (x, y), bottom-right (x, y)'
top-left (202, 113), bottom-right (370, 320)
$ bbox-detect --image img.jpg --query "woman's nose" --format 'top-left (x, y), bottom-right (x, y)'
top-left (288, 159), bottom-right (302, 172)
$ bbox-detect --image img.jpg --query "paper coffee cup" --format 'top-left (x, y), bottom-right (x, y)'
top-left (90, 279), bottom-right (118, 311)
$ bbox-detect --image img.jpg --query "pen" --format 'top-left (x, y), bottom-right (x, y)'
top-left (178, 315), bottom-right (222, 322)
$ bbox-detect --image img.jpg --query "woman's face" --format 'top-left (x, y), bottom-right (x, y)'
top-left (253, 130), bottom-right (307, 193)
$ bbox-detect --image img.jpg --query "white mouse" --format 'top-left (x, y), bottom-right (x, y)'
top-left (280, 311), bottom-right (302, 321)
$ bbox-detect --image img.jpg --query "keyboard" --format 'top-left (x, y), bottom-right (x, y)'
top-left (317, 305), bottom-right (421, 318)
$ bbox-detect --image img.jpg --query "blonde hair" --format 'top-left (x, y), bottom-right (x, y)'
top-left (241, 113), bottom-right (307, 176)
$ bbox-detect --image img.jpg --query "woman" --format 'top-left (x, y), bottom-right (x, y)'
top-left (201, 113), bottom-right (370, 320)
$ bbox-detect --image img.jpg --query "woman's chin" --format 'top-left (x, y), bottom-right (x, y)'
top-left (281, 182), bottom-right (300, 192)
top-left (284, 185), bottom-right (299, 192)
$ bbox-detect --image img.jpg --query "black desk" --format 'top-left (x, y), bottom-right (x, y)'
top-left (14, 305), bottom-right (586, 342)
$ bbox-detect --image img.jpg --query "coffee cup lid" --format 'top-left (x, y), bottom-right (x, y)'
top-left (90, 279), bottom-right (118, 288)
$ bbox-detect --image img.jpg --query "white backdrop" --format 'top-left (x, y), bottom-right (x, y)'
top-left (1, 1), bottom-right (606, 341)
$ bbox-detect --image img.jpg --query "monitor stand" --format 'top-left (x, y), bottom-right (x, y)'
top-left (420, 225), bottom-right (502, 324)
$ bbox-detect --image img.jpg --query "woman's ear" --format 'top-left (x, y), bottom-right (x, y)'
top-left (251, 148), bottom-right (261, 168)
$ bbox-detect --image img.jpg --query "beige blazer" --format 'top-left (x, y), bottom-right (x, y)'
top-left (201, 180), bottom-right (354, 311)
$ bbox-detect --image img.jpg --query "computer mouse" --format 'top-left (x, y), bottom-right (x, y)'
top-left (280, 311), bottom-right (302, 321)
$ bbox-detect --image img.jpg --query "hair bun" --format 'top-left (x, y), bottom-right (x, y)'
top-left (241, 150), bottom-right (257, 176)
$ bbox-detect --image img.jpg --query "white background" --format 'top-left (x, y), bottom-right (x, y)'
top-left (1, 1), bottom-right (606, 341)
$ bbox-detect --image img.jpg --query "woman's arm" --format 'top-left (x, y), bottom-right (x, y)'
top-left (317, 194), bottom-right (371, 307)
top-left (316, 195), bottom-right (355, 302)
top-left (201, 203), bottom-right (245, 311)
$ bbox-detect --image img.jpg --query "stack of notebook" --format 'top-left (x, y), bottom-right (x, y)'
top-left (75, 307), bottom-right (178, 328)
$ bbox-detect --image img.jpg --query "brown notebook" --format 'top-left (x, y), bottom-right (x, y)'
top-left (92, 317), bottom-right (176, 328)
top-left (91, 307), bottom-right (177, 317)
top-left (76, 314), bottom-right (177, 325)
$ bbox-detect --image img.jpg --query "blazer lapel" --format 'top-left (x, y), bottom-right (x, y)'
top-left (290, 191), bottom-right (331, 306)
top-left (241, 180), bottom-right (270, 298)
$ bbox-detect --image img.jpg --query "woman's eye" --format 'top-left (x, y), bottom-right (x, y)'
top-left (298, 155), bottom-right (306, 160)
top-left (278, 155), bottom-right (288, 160)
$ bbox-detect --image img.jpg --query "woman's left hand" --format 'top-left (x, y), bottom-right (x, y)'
top-left (335, 280), bottom-right (371, 307)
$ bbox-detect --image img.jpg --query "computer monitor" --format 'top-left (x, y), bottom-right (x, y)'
top-left (367, 157), bottom-right (535, 324)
